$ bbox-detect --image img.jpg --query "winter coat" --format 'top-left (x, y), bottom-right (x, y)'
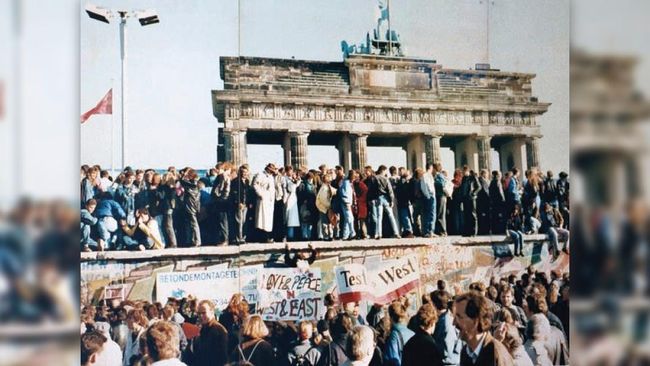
top-left (230, 338), bottom-right (277, 366)
top-left (402, 329), bottom-right (444, 366)
top-left (316, 184), bottom-right (336, 214)
top-left (395, 177), bottom-right (413, 209)
top-left (285, 178), bottom-right (301, 227)
top-left (353, 180), bottom-right (369, 220)
top-left (252, 171), bottom-right (276, 232)
top-left (180, 179), bottom-right (200, 215)
top-left (192, 320), bottom-right (229, 366)
top-left (211, 174), bottom-right (231, 210)
top-left (297, 180), bottom-right (318, 224)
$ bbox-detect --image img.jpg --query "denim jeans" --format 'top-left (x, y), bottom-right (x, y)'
top-left (96, 216), bottom-right (118, 249)
top-left (422, 196), bottom-right (436, 236)
top-left (368, 199), bottom-right (379, 237)
top-left (373, 196), bottom-right (399, 238)
top-left (547, 227), bottom-right (570, 255)
top-left (287, 227), bottom-right (297, 241)
top-left (154, 215), bottom-right (166, 246)
top-left (526, 216), bottom-right (541, 234)
top-left (81, 224), bottom-right (97, 249)
top-left (319, 211), bottom-right (332, 240)
top-left (340, 205), bottom-right (356, 240)
top-left (507, 229), bottom-right (524, 254)
top-left (121, 235), bottom-right (153, 251)
top-left (398, 207), bottom-right (413, 235)
top-left (301, 223), bottom-right (312, 240)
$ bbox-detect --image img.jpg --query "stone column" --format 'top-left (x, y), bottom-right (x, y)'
top-left (526, 136), bottom-right (541, 169)
top-left (423, 134), bottom-right (442, 166)
top-left (477, 136), bottom-right (492, 171)
top-left (406, 135), bottom-right (425, 170)
top-left (455, 136), bottom-right (479, 171)
top-left (350, 133), bottom-right (368, 170)
top-left (288, 131), bottom-right (309, 169)
top-left (337, 134), bottom-right (352, 171)
top-left (222, 129), bottom-right (247, 166)
top-left (499, 137), bottom-right (527, 173)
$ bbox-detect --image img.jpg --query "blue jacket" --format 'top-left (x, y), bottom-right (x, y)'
top-left (115, 184), bottom-right (137, 215)
top-left (80, 209), bottom-right (98, 228)
top-left (384, 323), bottom-right (415, 366)
top-left (95, 199), bottom-right (126, 220)
top-left (338, 179), bottom-right (354, 206)
top-left (506, 176), bottom-right (520, 203)
top-left (432, 310), bottom-right (462, 365)
top-left (81, 178), bottom-right (96, 206)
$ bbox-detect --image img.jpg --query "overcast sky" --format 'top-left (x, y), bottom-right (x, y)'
top-left (80, 0), bottom-right (570, 174)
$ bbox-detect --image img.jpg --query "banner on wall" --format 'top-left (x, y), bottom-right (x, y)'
top-left (368, 254), bottom-right (420, 304)
top-left (104, 284), bottom-right (125, 301)
top-left (156, 268), bottom-right (240, 309)
top-left (334, 263), bottom-right (369, 303)
top-left (239, 264), bottom-right (262, 306)
top-left (257, 267), bottom-right (323, 321)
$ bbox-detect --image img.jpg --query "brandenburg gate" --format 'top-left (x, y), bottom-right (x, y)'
top-left (212, 53), bottom-right (549, 172)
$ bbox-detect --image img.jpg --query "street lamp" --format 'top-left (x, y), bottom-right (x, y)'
top-left (85, 4), bottom-right (159, 171)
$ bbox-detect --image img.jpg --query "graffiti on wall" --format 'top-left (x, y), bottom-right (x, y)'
top-left (80, 241), bottom-right (569, 313)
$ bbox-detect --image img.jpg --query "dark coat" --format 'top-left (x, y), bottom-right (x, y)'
top-left (219, 310), bottom-right (243, 356)
top-left (459, 333), bottom-right (513, 366)
top-left (489, 179), bottom-right (505, 208)
top-left (506, 214), bottom-right (524, 232)
top-left (460, 175), bottom-right (482, 202)
top-left (211, 174), bottom-right (231, 210)
top-left (376, 174), bottom-right (395, 204)
top-left (230, 176), bottom-right (251, 208)
top-left (395, 177), bottom-right (412, 209)
top-left (317, 336), bottom-right (349, 366)
top-left (180, 179), bottom-right (200, 215)
top-left (297, 180), bottom-right (319, 224)
top-left (365, 175), bottom-right (380, 202)
top-left (230, 338), bottom-right (277, 366)
top-left (159, 185), bottom-right (177, 213)
top-left (402, 329), bottom-right (444, 366)
top-left (192, 320), bottom-right (229, 366)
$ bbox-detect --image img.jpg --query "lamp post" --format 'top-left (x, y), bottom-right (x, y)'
top-left (85, 4), bottom-right (159, 171)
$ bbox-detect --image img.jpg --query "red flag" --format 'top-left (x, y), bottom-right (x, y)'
top-left (81, 88), bottom-right (112, 123)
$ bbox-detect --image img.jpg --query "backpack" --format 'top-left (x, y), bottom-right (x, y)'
top-left (232, 340), bottom-right (262, 366)
top-left (291, 346), bottom-right (316, 366)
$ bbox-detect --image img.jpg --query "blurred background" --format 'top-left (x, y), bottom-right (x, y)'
top-left (571, 0), bottom-right (650, 364)
top-left (0, 0), bottom-right (649, 364)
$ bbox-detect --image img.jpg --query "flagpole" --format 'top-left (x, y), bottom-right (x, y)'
top-left (111, 79), bottom-right (115, 175)
top-left (119, 11), bottom-right (128, 171)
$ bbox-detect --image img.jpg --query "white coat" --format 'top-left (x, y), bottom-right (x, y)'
top-left (285, 178), bottom-right (300, 227)
top-left (253, 171), bottom-right (276, 232)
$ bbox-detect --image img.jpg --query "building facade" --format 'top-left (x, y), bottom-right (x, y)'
top-left (212, 54), bottom-right (549, 172)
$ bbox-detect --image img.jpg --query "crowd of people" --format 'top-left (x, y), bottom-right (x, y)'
top-left (80, 162), bottom-right (570, 257)
top-left (80, 267), bottom-right (570, 366)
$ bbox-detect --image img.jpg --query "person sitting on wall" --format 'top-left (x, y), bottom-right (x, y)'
top-left (119, 207), bottom-right (164, 251)
top-left (81, 199), bottom-right (99, 252)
